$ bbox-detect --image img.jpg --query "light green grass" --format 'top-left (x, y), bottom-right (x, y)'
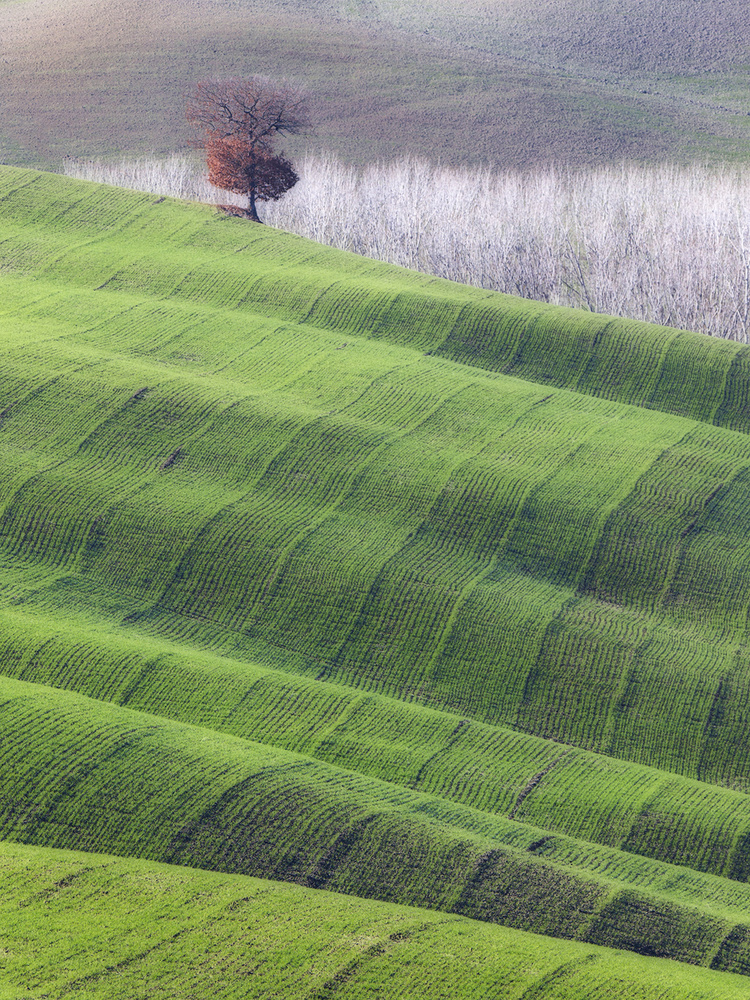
top-left (2, 167), bottom-right (748, 431)
top-left (3, 171), bottom-right (750, 786)
top-left (2, 840), bottom-right (750, 1000)
top-left (4, 168), bottom-right (750, 980)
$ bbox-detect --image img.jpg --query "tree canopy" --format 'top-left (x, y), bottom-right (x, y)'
top-left (187, 76), bottom-right (310, 222)
top-left (206, 135), bottom-right (299, 209)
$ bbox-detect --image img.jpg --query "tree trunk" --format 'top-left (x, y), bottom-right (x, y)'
top-left (248, 157), bottom-right (262, 223)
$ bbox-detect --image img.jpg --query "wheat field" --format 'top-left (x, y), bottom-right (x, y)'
top-left (5, 165), bottom-right (750, 994)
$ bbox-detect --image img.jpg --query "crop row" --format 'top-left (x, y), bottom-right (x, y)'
top-left (3, 328), bottom-right (747, 780)
top-left (6, 675), bottom-right (750, 970)
top-left (4, 186), bottom-right (750, 640)
top-left (5, 266), bottom-right (750, 787)
top-left (6, 168), bottom-right (750, 979)
top-left (2, 840), bottom-right (748, 1000)
top-left (3, 668), bottom-right (747, 932)
top-left (4, 599), bottom-right (750, 893)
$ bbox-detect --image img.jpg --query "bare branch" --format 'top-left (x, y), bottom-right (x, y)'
top-left (186, 76), bottom-right (311, 150)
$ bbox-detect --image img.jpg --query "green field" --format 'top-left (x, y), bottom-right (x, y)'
top-left (4, 166), bottom-right (750, 994)
top-left (5, 841), bottom-right (750, 1000)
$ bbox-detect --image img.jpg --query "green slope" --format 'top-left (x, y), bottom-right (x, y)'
top-left (3, 168), bottom-right (749, 432)
top-left (8, 673), bottom-right (750, 970)
top-left (5, 599), bottom-right (750, 892)
top-left (3, 167), bottom-right (750, 985)
top-left (3, 169), bottom-right (750, 781)
top-left (3, 841), bottom-right (750, 1000)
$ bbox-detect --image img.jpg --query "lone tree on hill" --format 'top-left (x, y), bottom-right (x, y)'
top-left (186, 76), bottom-right (311, 222)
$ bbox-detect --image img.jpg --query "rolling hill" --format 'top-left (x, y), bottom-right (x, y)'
top-left (3, 166), bottom-right (750, 993)
top-left (1, 0), bottom-right (750, 169)
top-left (4, 841), bottom-right (750, 1000)
top-left (345, 0), bottom-right (750, 77)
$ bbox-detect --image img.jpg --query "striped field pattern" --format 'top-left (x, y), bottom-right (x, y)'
top-left (3, 841), bottom-right (750, 1000)
top-left (3, 166), bottom-right (750, 994)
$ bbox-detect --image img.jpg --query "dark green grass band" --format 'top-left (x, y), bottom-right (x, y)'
top-left (2, 674), bottom-right (750, 972)
top-left (3, 596), bottom-right (750, 895)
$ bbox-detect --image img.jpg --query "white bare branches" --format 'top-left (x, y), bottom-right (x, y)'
top-left (62, 154), bottom-right (750, 342)
top-left (62, 154), bottom-right (247, 207)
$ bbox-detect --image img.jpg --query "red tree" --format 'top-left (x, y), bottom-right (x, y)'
top-left (187, 76), bottom-right (310, 222)
top-left (206, 135), bottom-right (299, 221)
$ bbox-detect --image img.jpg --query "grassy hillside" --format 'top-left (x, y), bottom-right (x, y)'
top-left (4, 170), bottom-right (750, 778)
top-left (10, 671), bottom-right (750, 970)
top-left (1, 0), bottom-right (749, 169)
top-left (8, 593), bottom-right (750, 896)
top-left (4, 842), bottom-right (750, 1000)
top-left (3, 166), bottom-right (750, 989)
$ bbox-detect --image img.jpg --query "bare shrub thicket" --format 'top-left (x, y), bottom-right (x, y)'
top-left (63, 155), bottom-right (750, 342)
top-left (62, 155), bottom-right (247, 208)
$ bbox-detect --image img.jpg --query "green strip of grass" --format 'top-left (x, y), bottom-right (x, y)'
top-left (1, 166), bottom-right (749, 431)
top-left (6, 169), bottom-right (750, 973)
top-left (2, 207), bottom-right (750, 785)
top-left (3, 839), bottom-right (750, 1000)
top-left (6, 598), bottom-right (750, 896)
top-left (3, 675), bottom-right (750, 971)
top-left (5, 171), bottom-right (750, 782)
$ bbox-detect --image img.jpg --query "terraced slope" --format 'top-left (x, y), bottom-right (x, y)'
top-left (4, 168), bottom-right (749, 431)
top-left (3, 166), bottom-right (750, 989)
top-left (4, 842), bottom-right (750, 1000)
